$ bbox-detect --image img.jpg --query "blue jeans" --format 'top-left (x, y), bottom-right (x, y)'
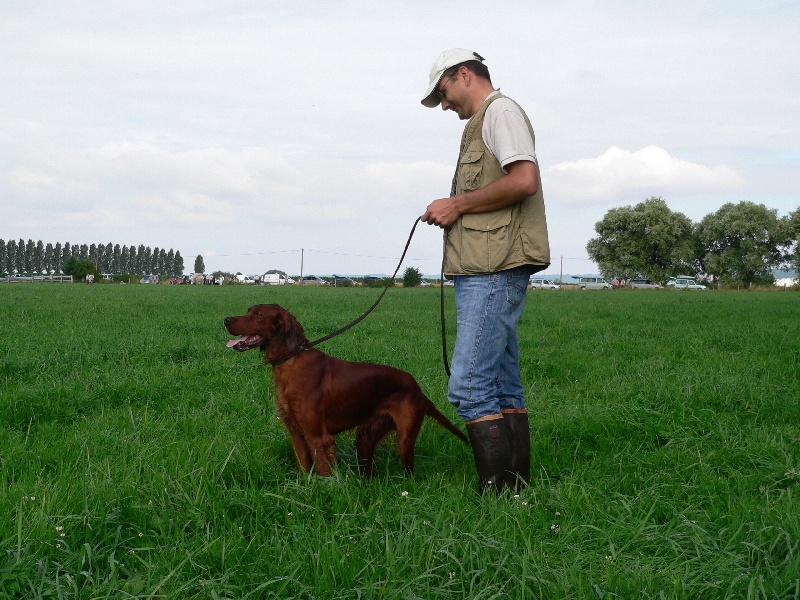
top-left (448, 268), bottom-right (531, 422)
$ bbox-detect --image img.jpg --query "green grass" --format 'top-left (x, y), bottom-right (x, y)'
top-left (1, 283), bottom-right (798, 599)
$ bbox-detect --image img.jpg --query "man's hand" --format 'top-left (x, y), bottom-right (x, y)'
top-left (421, 197), bottom-right (462, 229)
top-left (421, 160), bottom-right (538, 229)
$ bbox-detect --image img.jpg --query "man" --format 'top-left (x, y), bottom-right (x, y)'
top-left (420, 49), bottom-right (550, 492)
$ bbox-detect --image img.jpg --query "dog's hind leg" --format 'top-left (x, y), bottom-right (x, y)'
top-left (394, 402), bottom-right (426, 475)
top-left (356, 414), bottom-right (395, 478)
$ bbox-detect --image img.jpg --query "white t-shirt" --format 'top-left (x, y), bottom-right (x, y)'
top-left (481, 92), bottom-right (538, 171)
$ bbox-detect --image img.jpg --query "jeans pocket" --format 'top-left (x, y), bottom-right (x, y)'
top-left (506, 275), bottom-right (527, 307)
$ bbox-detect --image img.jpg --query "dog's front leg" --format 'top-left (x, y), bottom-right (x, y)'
top-left (283, 420), bottom-right (314, 472)
top-left (309, 433), bottom-right (336, 476)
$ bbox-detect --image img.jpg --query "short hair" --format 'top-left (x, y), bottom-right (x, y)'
top-left (442, 60), bottom-right (492, 85)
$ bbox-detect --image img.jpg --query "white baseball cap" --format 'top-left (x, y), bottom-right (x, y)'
top-left (421, 48), bottom-right (485, 108)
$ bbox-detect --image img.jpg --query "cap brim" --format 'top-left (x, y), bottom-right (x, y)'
top-left (421, 91), bottom-right (441, 108)
top-left (421, 69), bottom-right (445, 107)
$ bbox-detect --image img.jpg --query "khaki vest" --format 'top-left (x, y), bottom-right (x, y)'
top-left (444, 93), bottom-right (550, 276)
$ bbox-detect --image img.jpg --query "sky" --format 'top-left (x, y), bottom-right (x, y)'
top-left (2, 1), bottom-right (798, 278)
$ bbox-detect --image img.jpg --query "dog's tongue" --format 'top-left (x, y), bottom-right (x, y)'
top-left (227, 336), bottom-right (249, 348)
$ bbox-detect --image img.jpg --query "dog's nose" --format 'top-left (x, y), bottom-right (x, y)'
top-left (224, 316), bottom-right (232, 325)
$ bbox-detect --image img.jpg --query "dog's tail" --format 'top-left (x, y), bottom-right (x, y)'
top-left (425, 398), bottom-right (469, 443)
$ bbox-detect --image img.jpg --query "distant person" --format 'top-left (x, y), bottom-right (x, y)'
top-left (420, 49), bottom-right (550, 492)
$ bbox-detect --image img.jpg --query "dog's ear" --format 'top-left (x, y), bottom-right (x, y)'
top-left (279, 310), bottom-right (308, 350)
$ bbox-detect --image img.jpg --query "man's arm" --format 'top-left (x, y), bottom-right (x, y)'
top-left (421, 160), bottom-right (538, 229)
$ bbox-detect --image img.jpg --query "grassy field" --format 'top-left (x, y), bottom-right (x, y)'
top-left (1, 283), bottom-right (798, 599)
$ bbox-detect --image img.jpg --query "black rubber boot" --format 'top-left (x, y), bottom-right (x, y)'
top-left (466, 417), bottom-right (512, 494)
top-left (502, 411), bottom-right (531, 490)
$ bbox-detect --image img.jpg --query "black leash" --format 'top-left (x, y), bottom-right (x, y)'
top-left (272, 216), bottom-right (451, 374)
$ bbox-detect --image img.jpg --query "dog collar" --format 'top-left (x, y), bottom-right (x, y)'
top-left (270, 344), bottom-right (308, 367)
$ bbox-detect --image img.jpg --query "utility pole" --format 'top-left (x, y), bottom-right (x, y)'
top-left (300, 248), bottom-right (304, 284)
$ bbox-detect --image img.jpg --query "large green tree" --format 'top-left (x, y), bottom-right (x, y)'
top-left (586, 197), bottom-right (697, 282)
top-left (696, 201), bottom-right (793, 286)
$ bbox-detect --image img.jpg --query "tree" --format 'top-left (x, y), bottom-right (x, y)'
top-left (789, 207), bottom-right (800, 273)
top-left (586, 197), bottom-right (697, 282)
top-left (696, 201), bottom-right (793, 286)
top-left (24, 239), bottom-right (35, 274)
top-left (194, 255), bottom-right (205, 274)
top-left (6, 240), bottom-right (17, 274)
top-left (34, 240), bottom-right (44, 273)
top-left (119, 245), bottom-right (130, 274)
top-left (54, 242), bottom-right (62, 274)
top-left (172, 250), bottom-right (183, 276)
top-left (402, 266), bottom-right (423, 288)
top-left (44, 242), bottom-right (54, 274)
top-left (62, 256), bottom-right (97, 280)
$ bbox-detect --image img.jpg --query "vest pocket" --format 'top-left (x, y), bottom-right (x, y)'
top-left (460, 209), bottom-right (513, 272)
top-left (458, 149), bottom-right (484, 191)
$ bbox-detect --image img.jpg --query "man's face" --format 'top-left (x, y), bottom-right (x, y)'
top-left (437, 70), bottom-right (470, 120)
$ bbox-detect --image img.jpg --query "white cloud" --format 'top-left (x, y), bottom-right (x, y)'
top-left (7, 143), bottom-right (309, 226)
top-left (545, 146), bottom-right (746, 206)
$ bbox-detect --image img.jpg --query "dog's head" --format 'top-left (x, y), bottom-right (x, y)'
top-left (224, 304), bottom-right (308, 359)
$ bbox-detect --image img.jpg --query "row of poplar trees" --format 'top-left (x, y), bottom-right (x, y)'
top-left (0, 239), bottom-right (185, 277)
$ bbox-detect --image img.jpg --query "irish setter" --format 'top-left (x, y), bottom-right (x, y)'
top-left (224, 304), bottom-right (467, 477)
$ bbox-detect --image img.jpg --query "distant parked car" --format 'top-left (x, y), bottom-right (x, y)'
top-left (628, 278), bottom-right (662, 289)
top-left (666, 276), bottom-right (696, 287)
top-left (530, 278), bottom-right (560, 290)
top-left (140, 274), bottom-right (159, 284)
top-left (578, 276), bottom-right (611, 290)
top-left (674, 281), bottom-right (707, 290)
top-left (262, 273), bottom-right (295, 285)
top-left (331, 274), bottom-right (356, 287)
top-left (299, 275), bottom-right (328, 286)
top-left (362, 274), bottom-right (392, 287)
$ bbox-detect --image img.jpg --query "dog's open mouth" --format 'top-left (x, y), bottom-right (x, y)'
top-left (226, 335), bottom-right (264, 352)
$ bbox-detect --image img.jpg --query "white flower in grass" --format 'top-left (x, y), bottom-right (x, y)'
top-left (550, 523), bottom-right (560, 534)
top-left (401, 490), bottom-right (409, 497)
top-left (449, 572), bottom-right (455, 580)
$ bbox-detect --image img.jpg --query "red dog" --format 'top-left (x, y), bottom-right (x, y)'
top-left (224, 304), bottom-right (467, 477)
